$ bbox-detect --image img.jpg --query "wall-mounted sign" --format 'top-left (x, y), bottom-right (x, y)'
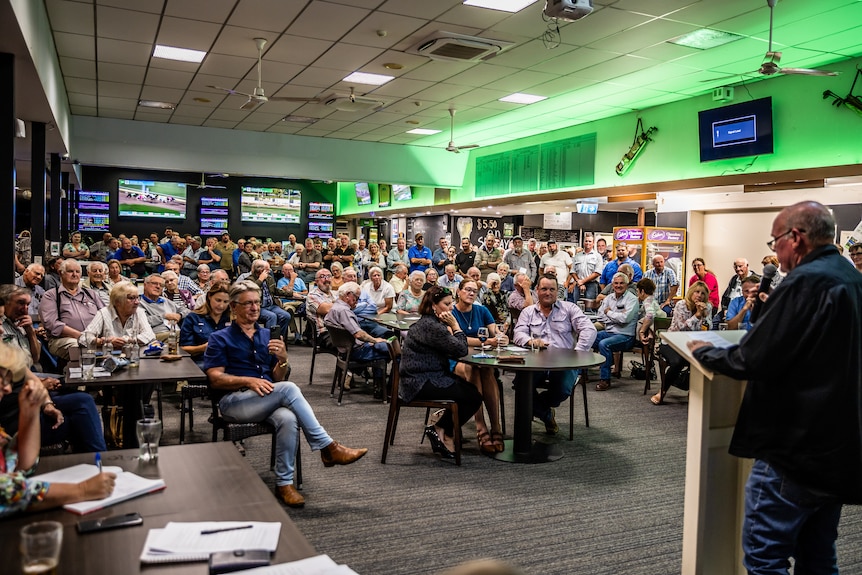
top-left (543, 212), bottom-right (572, 230)
top-left (576, 203), bottom-right (599, 214)
top-left (614, 228), bottom-right (644, 241)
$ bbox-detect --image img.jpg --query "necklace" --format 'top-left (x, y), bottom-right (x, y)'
top-left (454, 305), bottom-right (475, 332)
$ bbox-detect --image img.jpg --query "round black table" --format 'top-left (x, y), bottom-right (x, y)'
top-left (460, 347), bottom-right (604, 463)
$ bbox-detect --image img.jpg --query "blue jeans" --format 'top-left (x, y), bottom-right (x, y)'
top-left (219, 381), bottom-right (332, 486)
top-left (593, 330), bottom-right (634, 380)
top-left (258, 307), bottom-right (277, 329)
top-left (743, 460), bottom-right (842, 575)
top-left (44, 390), bottom-right (107, 452)
top-left (351, 342), bottom-right (390, 384)
top-left (263, 303), bottom-right (292, 334)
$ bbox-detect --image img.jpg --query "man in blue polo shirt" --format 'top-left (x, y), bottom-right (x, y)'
top-left (725, 275), bottom-right (760, 330)
top-left (599, 241), bottom-right (643, 289)
top-left (407, 233), bottom-right (432, 273)
top-left (204, 281), bottom-right (367, 508)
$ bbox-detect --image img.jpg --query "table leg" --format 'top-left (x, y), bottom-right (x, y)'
top-left (119, 385), bottom-right (143, 449)
top-left (492, 372), bottom-right (563, 464)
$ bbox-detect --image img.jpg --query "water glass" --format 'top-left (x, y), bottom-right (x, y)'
top-left (20, 521), bottom-right (63, 574)
top-left (530, 332), bottom-right (542, 353)
top-left (136, 418), bottom-right (162, 462)
top-left (80, 348), bottom-right (96, 381)
top-left (577, 301), bottom-right (586, 312)
top-left (718, 322), bottom-right (728, 331)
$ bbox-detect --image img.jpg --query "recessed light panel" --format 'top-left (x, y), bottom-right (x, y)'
top-left (138, 100), bottom-right (175, 110)
top-left (153, 44), bottom-right (206, 63)
top-left (282, 115), bottom-right (319, 124)
top-left (343, 72), bottom-right (394, 86)
top-left (668, 29), bottom-right (744, 50)
top-left (499, 93), bottom-right (547, 104)
top-left (406, 128), bottom-right (442, 135)
top-left (464, 0), bottom-right (538, 13)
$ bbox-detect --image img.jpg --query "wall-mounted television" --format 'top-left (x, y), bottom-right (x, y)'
top-left (378, 184), bottom-right (391, 208)
top-left (118, 179), bottom-right (188, 219)
top-left (79, 202), bottom-right (109, 211)
top-left (393, 184), bottom-right (413, 201)
top-left (200, 207), bottom-right (229, 216)
top-left (201, 197), bottom-right (229, 207)
top-left (307, 232), bottom-right (332, 239)
top-left (79, 212), bottom-right (110, 232)
top-left (355, 182), bottom-right (371, 206)
top-left (79, 191), bottom-right (110, 203)
top-left (308, 202), bottom-right (334, 220)
top-left (240, 186), bottom-right (301, 223)
top-left (698, 97), bottom-right (773, 162)
top-left (308, 221), bottom-right (334, 234)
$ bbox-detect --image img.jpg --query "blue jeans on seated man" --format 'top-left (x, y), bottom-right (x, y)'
top-left (593, 330), bottom-right (635, 380)
top-left (743, 459), bottom-right (842, 575)
top-left (219, 381), bottom-right (332, 487)
top-left (263, 303), bottom-right (292, 334)
top-left (350, 341), bottom-right (391, 385)
top-left (44, 389), bottom-right (107, 452)
top-left (514, 369), bottom-right (577, 423)
top-left (358, 317), bottom-right (392, 339)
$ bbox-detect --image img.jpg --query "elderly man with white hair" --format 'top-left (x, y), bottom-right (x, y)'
top-left (592, 272), bottom-right (639, 391)
top-left (15, 263), bottom-right (46, 314)
top-left (39, 259), bottom-right (105, 359)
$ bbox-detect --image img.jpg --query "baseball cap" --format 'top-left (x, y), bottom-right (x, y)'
top-left (512, 235), bottom-right (523, 241)
top-left (547, 239), bottom-right (557, 245)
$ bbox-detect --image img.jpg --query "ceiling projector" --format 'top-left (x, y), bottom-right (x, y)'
top-left (543, 0), bottom-right (593, 21)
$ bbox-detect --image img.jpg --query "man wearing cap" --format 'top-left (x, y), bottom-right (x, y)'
top-left (539, 239), bottom-right (572, 279)
top-left (407, 233), bottom-right (433, 273)
top-left (504, 235), bottom-right (536, 285)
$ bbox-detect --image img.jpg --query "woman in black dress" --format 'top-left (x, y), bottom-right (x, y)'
top-left (399, 286), bottom-right (482, 459)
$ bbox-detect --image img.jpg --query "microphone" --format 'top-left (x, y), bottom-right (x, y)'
top-left (749, 264), bottom-right (777, 324)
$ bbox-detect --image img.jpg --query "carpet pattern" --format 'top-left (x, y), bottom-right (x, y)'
top-left (158, 346), bottom-right (862, 575)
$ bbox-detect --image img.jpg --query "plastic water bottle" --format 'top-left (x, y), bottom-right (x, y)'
top-left (167, 322), bottom-right (178, 355)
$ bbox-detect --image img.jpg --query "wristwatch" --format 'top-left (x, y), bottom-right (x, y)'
top-left (277, 361), bottom-right (289, 369)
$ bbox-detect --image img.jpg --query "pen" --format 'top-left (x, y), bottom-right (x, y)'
top-left (200, 525), bottom-right (253, 535)
top-left (95, 453), bottom-right (102, 473)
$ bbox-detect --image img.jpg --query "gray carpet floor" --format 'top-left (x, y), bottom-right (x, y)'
top-left (157, 345), bottom-right (862, 575)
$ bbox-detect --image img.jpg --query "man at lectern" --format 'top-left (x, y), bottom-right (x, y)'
top-left (688, 201), bottom-right (862, 575)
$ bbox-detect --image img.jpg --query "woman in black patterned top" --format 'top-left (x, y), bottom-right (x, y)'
top-left (399, 286), bottom-right (482, 459)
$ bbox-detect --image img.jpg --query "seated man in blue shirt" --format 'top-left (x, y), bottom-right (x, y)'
top-left (726, 275), bottom-right (760, 331)
top-left (513, 274), bottom-right (597, 434)
top-left (204, 281), bottom-right (367, 508)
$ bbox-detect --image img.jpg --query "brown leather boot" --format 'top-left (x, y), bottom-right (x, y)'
top-left (276, 484), bottom-right (305, 508)
top-left (320, 441), bottom-right (368, 467)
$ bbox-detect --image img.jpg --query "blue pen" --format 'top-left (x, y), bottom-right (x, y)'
top-left (95, 453), bottom-right (102, 473)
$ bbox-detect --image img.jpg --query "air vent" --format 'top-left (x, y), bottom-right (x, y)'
top-left (408, 31), bottom-right (514, 62)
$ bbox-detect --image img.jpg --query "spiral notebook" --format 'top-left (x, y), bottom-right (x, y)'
top-left (139, 521), bottom-right (281, 564)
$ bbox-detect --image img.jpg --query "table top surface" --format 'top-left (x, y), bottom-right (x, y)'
top-left (0, 443), bottom-right (317, 574)
top-left (460, 346), bottom-right (604, 372)
top-left (67, 355), bottom-right (206, 387)
top-left (371, 312), bottom-right (420, 330)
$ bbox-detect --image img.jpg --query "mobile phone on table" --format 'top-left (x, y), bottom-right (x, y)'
top-left (77, 512), bottom-right (143, 533)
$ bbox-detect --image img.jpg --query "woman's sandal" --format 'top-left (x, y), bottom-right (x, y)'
top-left (650, 391), bottom-right (665, 405)
top-left (478, 430), bottom-right (495, 454)
top-left (490, 431), bottom-right (505, 453)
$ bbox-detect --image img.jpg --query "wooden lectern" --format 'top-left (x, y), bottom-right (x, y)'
top-left (661, 330), bottom-right (749, 575)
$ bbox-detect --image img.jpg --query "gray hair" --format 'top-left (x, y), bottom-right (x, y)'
top-left (229, 280), bottom-right (261, 304)
top-left (368, 266), bottom-right (384, 277)
top-left (251, 259), bottom-right (268, 274)
top-left (58, 259), bottom-right (82, 274)
top-left (409, 270), bottom-right (425, 283)
top-left (331, 261), bottom-right (344, 273)
top-left (337, 281), bottom-right (361, 298)
top-left (612, 272), bottom-right (630, 285)
top-left (87, 261), bottom-right (107, 273)
top-left (197, 263), bottom-right (210, 273)
top-left (161, 270), bottom-right (179, 281)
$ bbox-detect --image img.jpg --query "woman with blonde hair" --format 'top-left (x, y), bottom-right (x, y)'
top-left (652, 281), bottom-right (713, 405)
top-left (330, 261), bottom-right (345, 290)
top-left (688, 258), bottom-right (719, 311)
top-left (80, 282), bottom-right (156, 350)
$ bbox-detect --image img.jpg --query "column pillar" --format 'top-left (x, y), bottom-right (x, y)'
top-left (30, 122), bottom-right (47, 261)
top-left (0, 53), bottom-right (14, 283)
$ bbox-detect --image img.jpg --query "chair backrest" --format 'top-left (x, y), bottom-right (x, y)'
top-left (654, 316), bottom-right (672, 331)
top-left (327, 325), bottom-right (357, 354)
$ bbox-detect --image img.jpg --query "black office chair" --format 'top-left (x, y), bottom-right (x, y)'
top-left (534, 372), bottom-right (589, 441)
top-left (326, 325), bottom-right (389, 405)
top-left (307, 319), bottom-right (337, 385)
top-left (179, 382), bottom-right (208, 444)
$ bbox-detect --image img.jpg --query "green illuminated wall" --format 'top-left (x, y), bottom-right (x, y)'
top-left (339, 55), bottom-right (862, 216)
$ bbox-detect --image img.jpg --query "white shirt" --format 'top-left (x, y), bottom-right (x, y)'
top-left (539, 250), bottom-right (573, 276)
top-left (361, 279), bottom-right (396, 310)
top-left (79, 305), bottom-right (157, 345)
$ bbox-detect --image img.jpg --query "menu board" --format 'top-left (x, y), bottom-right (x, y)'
top-left (475, 152), bottom-right (511, 197)
top-left (518, 227), bottom-right (580, 245)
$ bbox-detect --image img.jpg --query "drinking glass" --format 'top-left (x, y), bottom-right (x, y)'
top-left (475, 327), bottom-right (491, 358)
top-left (136, 418), bottom-right (162, 461)
top-left (531, 332), bottom-right (542, 353)
top-left (495, 324), bottom-right (506, 355)
top-left (20, 521), bottom-right (62, 574)
top-left (80, 336), bottom-right (96, 381)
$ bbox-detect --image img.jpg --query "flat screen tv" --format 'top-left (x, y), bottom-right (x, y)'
top-left (698, 97), bottom-right (773, 162)
top-left (378, 184), bottom-right (391, 208)
top-left (308, 221), bottom-right (334, 234)
top-left (78, 202), bottom-right (109, 211)
top-left (393, 184), bottom-right (413, 201)
top-left (79, 190), bottom-right (110, 203)
top-left (240, 186), bottom-right (302, 223)
top-left (118, 179), bottom-right (187, 219)
top-left (78, 212), bottom-right (110, 232)
top-left (308, 202), bottom-right (334, 220)
top-left (355, 182), bottom-right (371, 206)
top-left (201, 197), bottom-right (229, 207)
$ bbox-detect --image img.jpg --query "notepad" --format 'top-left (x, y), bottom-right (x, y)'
top-left (241, 554), bottom-right (358, 574)
top-left (31, 463), bottom-right (166, 515)
top-left (140, 521), bottom-right (281, 564)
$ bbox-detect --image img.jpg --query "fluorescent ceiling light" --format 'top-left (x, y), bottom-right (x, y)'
top-left (342, 72), bottom-right (394, 86)
top-left (138, 100), bottom-right (175, 110)
top-left (153, 44), bottom-right (206, 63)
top-left (282, 115), bottom-right (318, 124)
top-left (406, 128), bottom-right (441, 135)
top-left (668, 29), bottom-right (744, 50)
top-left (499, 93), bottom-right (547, 104)
top-left (464, 0), bottom-right (538, 12)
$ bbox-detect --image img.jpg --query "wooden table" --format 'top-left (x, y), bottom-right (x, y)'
top-left (460, 347), bottom-right (604, 463)
top-left (0, 443), bottom-right (317, 574)
top-left (661, 330), bottom-right (747, 575)
top-left (68, 357), bottom-right (206, 447)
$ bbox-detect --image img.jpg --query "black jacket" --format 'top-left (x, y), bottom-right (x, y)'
top-left (694, 245), bottom-right (862, 502)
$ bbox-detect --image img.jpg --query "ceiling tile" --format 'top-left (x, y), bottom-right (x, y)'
top-left (96, 38), bottom-right (152, 66)
top-left (198, 54), bottom-right (258, 79)
top-left (483, 68), bottom-right (558, 92)
top-left (46, 0), bottom-right (95, 36)
top-left (98, 62), bottom-right (147, 84)
top-left (68, 92), bottom-right (98, 107)
top-left (190, 74), bottom-right (242, 92)
top-left (52, 32), bottom-right (96, 61)
top-left (377, 0), bottom-right (459, 20)
top-left (98, 80), bottom-right (141, 99)
top-left (70, 105), bottom-right (98, 116)
top-left (98, 108), bottom-right (135, 120)
top-left (668, 0), bottom-right (761, 28)
top-left (288, 2), bottom-right (371, 41)
top-left (531, 46), bottom-right (621, 75)
top-left (134, 110), bottom-right (172, 122)
top-left (210, 108), bottom-right (251, 121)
top-left (98, 0), bottom-right (165, 14)
top-left (140, 86), bottom-right (187, 103)
top-left (247, 61), bottom-right (305, 86)
top-left (487, 3), bottom-right (563, 40)
top-left (444, 63), bottom-right (519, 88)
top-left (314, 43), bottom-right (384, 72)
top-left (394, 22), bottom-right (483, 52)
top-left (203, 119), bottom-right (240, 129)
top-left (265, 35), bottom-right (334, 66)
top-left (408, 82), bottom-right (474, 103)
top-left (528, 74), bottom-right (597, 98)
top-left (290, 66), bottom-right (350, 88)
top-left (436, 4), bottom-right (512, 30)
top-left (402, 60), bottom-right (476, 82)
top-left (589, 19), bottom-right (698, 55)
top-left (173, 105), bottom-right (215, 119)
top-left (60, 57), bottom-right (97, 79)
top-left (211, 27), bottom-right (280, 58)
top-left (266, 123), bottom-right (304, 134)
top-left (169, 116), bottom-right (206, 126)
top-left (347, 12), bottom-right (438, 50)
top-left (569, 54), bottom-right (658, 82)
top-left (96, 6), bottom-right (160, 44)
top-left (368, 77), bottom-right (435, 97)
top-left (98, 95), bottom-right (138, 111)
top-left (164, 0), bottom-right (236, 23)
top-left (228, 0), bottom-right (306, 32)
top-left (145, 67), bottom-right (196, 89)
top-left (564, 7), bottom-right (653, 47)
top-left (156, 17), bottom-right (223, 53)
top-left (363, 50), bottom-right (429, 76)
top-left (65, 78), bottom-right (98, 95)
top-left (236, 121), bottom-right (279, 131)
top-left (486, 39), bottom-right (575, 70)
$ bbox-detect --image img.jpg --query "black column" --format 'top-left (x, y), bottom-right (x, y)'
top-left (30, 122), bottom-right (46, 262)
top-left (59, 162), bottom-right (70, 240)
top-left (49, 152), bottom-right (61, 249)
top-left (0, 54), bottom-right (14, 283)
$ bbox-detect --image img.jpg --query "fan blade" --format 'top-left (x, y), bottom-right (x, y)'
top-left (457, 144), bottom-right (479, 150)
top-left (268, 96), bottom-right (322, 103)
top-left (204, 184), bottom-right (227, 189)
top-left (208, 85), bottom-right (254, 98)
top-left (240, 98), bottom-right (264, 111)
top-left (779, 67), bottom-right (838, 77)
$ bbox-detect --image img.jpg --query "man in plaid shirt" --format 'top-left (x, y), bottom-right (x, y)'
top-left (644, 255), bottom-right (678, 315)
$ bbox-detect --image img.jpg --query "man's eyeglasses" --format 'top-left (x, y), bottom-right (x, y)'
top-left (767, 229), bottom-right (794, 251)
top-left (235, 300), bottom-right (261, 308)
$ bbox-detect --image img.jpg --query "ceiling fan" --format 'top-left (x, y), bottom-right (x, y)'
top-left (207, 38), bottom-right (321, 111)
top-left (708, 0), bottom-right (838, 82)
top-left (445, 107), bottom-right (479, 153)
top-left (194, 173), bottom-right (226, 189)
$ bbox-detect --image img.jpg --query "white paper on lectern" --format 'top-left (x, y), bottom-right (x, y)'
top-left (240, 554), bottom-right (358, 574)
top-left (673, 330), bottom-right (738, 348)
